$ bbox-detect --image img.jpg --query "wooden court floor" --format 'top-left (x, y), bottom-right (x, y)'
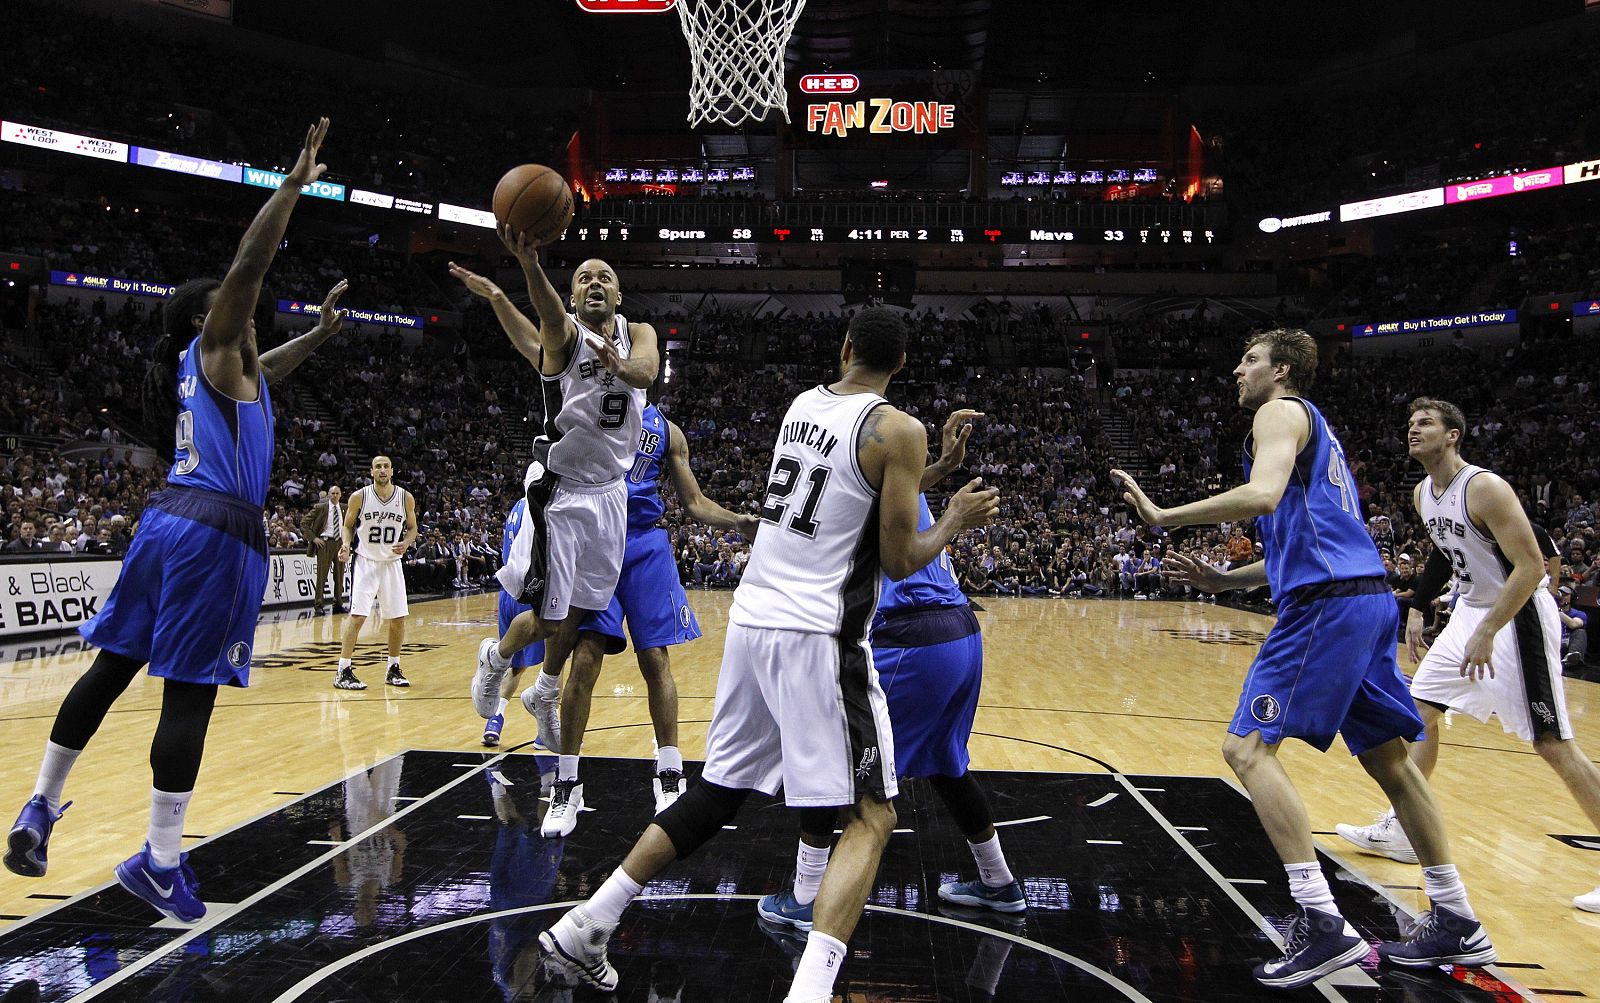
top-left (1, 593), bottom-right (1597, 997)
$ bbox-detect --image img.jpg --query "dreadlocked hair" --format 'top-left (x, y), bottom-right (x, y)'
top-left (144, 278), bottom-right (219, 463)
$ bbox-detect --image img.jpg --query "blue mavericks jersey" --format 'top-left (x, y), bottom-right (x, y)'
top-left (502, 499), bottom-right (525, 565)
top-left (878, 494), bottom-right (967, 612)
top-left (168, 338), bottom-right (274, 508)
top-left (625, 403), bottom-right (668, 533)
top-left (1244, 397), bottom-right (1384, 596)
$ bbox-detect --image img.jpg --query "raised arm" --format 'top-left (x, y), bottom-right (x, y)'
top-left (448, 261), bottom-right (542, 365)
top-left (499, 225), bottom-right (575, 364)
top-left (922, 409), bottom-right (983, 491)
top-left (663, 421), bottom-right (758, 537)
top-left (864, 407), bottom-right (998, 581)
top-left (202, 119), bottom-right (330, 390)
top-left (260, 279), bottom-right (348, 385)
top-left (1114, 398), bottom-right (1306, 528)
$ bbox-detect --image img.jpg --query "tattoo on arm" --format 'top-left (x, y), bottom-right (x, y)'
top-left (856, 406), bottom-right (889, 453)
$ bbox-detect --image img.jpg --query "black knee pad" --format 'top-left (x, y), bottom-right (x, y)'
top-left (797, 806), bottom-right (838, 841)
top-left (655, 780), bottom-right (749, 860)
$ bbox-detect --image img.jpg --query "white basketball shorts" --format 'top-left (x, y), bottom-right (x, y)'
top-left (350, 556), bottom-right (408, 621)
top-left (702, 622), bottom-right (898, 806)
top-left (1410, 590), bottom-right (1572, 742)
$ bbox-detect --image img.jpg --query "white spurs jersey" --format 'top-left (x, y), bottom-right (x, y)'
top-left (1419, 464), bottom-right (1538, 608)
top-left (354, 484), bottom-right (408, 563)
top-left (731, 387), bottom-right (887, 639)
top-left (540, 313), bottom-right (645, 486)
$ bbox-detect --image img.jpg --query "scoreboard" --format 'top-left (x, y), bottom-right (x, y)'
top-left (560, 224), bottom-right (1222, 246)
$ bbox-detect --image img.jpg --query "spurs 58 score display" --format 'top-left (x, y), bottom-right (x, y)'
top-left (561, 224), bottom-right (1220, 245)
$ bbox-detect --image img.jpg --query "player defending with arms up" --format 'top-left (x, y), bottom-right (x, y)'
top-left (5, 122), bottom-right (349, 922)
top-left (1113, 329), bottom-right (1494, 988)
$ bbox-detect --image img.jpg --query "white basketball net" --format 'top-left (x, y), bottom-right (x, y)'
top-left (676, 0), bottom-right (807, 128)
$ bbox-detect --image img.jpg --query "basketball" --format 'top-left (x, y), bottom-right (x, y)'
top-left (492, 163), bottom-right (574, 245)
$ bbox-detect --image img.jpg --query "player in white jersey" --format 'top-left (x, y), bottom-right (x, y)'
top-left (1337, 398), bottom-right (1600, 912)
top-left (471, 232), bottom-right (656, 744)
top-left (536, 308), bottom-right (999, 1002)
top-left (334, 455), bottom-right (417, 690)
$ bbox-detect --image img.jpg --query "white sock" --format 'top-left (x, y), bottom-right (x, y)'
top-left (656, 746), bottom-right (683, 774)
top-left (33, 741), bottom-right (81, 812)
top-left (1423, 863), bottom-right (1475, 920)
top-left (788, 930), bottom-right (848, 1000)
top-left (558, 754), bottom-right (581, 783)
top-left (148, 788), bottom-right (192, 870)
top-left (493, 697), bottom-right (508, 717)
top-left (489, 640), bottom-right (512, 668)
top-left (968, 833), bottom-right (1015, 888)
top-left (534, 670), bottom-right (560, 699)
top-left (1285, 861), bottom-right (1338, 915)
top-left (793, 840), bottom-right (831, 906)
top-left (338, 657), bottom-right (352, 671)
top-left (387, 656), bottom-right (399, 670)
top-left (586, 867), bottom-right (644, 926)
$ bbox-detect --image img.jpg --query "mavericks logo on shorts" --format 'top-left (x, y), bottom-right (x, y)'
top-left (678, 605), bottom-right (692, 629)
top-left (1250, 694), bottom-right (1281, 724)
top-left (227, 642), bottom-right (252, 669)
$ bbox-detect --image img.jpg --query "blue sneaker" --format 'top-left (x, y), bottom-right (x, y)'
top-left (757, 888), bottom-right (815, 931)
top-left (1376, 905), bottom-right (1496, 968)
top-left (483, 714), bottom-right (504, 747)
top-left (1252, 906), bottom-right (1368, 989)
top-left (5, 796), bottom-right (68, 878)
top-left (115, 844), bottom-right (206, 923)
top-left (938, 878), bottom-right (1027, 913)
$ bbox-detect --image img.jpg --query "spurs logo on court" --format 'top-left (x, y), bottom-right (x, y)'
top-left (1251, 694), bottom-right (1281, 724)
top-left (855, 746), bottom-right (879, 781)
top-left (1532, 701), bottom-right (1556, 725)
top-left (1151, 627), bottom-right (1268, 646)
top-left (227, 641), bottom-right (251, 668)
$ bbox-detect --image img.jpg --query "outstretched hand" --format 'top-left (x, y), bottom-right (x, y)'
top-left (1111, 468), bottom-right (1165, 526)
top-left (938, 409), bottom-right (984, 469)
top-left (312, 279), bottom-right (348, 334)
top-left (1162, 551), bottom-right (1227, 593)
top-left (448, 262), bottom-right (502, 300)
top-left (946, 477), bottom-right (1001, 532)
top-left (284, 118), bottom-right (330, 187)
top-left (498, 224), bottom-right (542, 267)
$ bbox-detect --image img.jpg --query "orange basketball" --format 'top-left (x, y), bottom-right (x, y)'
top-left (492, 164), bottom-right (574, 246)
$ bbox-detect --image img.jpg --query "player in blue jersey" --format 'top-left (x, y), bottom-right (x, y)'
top-left (758, 410), bottom-right (1027, 937)
top-left (1112, 328), bottom-right (1493, 988)
top-left (4, 121), bottom-right (351, 924)
top-left (521, 401), bottom-right (757, 837)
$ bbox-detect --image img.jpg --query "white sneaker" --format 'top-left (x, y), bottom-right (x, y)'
top-left (541, 780), bottom-right (584, 838)
top-left (521, 684), bottom-right (561, 751)
top-left (653, 768), bottom-right (684, 814)
top-left (1575, 885), bottom-right (1600, 913)
top-left (472, 638), bottom-right (508, 719)
top-left (1335, 808), bottom-right (1418, 864)
top-left (537, 904), bottom-right (617, 990)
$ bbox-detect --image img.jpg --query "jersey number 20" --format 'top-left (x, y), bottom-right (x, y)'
top-left (761, 457), bottom-right (830, 538)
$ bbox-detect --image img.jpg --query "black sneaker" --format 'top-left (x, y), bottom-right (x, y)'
top-left (333, 667), bottom-right (366, 691)
top-left (1376, 905), bottom-right (1496, 967)
top-left (386, 664), bottom-right (410, 687)
top-left (1252, 906), bottom-right (1368, 989)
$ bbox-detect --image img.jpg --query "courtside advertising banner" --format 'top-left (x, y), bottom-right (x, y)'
top-left (0, 554), bottom-right (344, 639)
top-left (1353, 309), bottom-right (1517, 338)
top-left (131, 145), bottom-right (243, 183)
top-left (241, 166), bottom-right (347, 202)
top-left (1, 121), bottom-right (128, 162)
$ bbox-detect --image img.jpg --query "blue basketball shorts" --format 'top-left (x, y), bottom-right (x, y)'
top-left (581, 528), bottom-right (700, 652)
top-left (81, 486), bottom-right (268, 688)
top-left (1230, 584), bottom-right (1424, 755)
top-left (497, 590), bottom-right (543, 670)
top-left (872, 606), bottom-right (984, 779)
